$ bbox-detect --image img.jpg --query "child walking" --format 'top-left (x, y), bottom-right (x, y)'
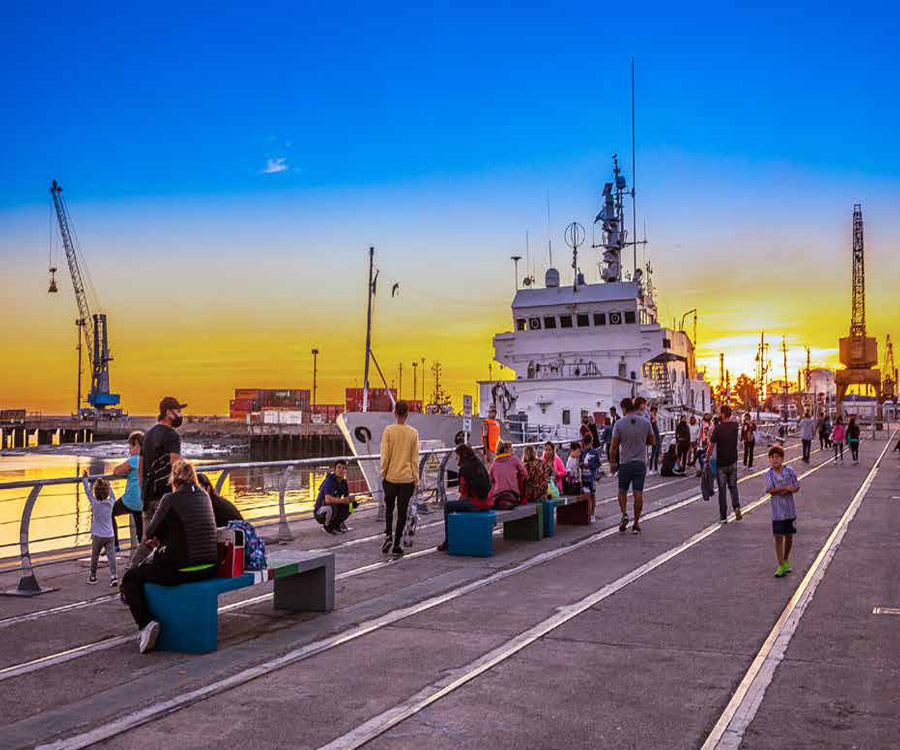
top-left (81, 471), bottom-right (118, 586)
top-left (765, 446), bottom-right (800, 578)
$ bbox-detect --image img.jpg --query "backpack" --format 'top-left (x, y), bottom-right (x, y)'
top-left (226, 520), bottom-right (266, 570)
top-left (401, 496), bottom-right (419, 548)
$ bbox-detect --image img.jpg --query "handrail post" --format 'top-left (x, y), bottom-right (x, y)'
top-left (416, 451), bottom-right (433, 514)
top-left (2, 485), bottom-right (58, 597)
top-left (436, 450), bottom-right (454, 507)
top-left (277, 466), bottom-right (295, 543)
top-left (214, 469), bottom-right (230, 494)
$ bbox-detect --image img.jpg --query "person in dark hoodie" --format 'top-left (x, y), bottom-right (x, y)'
top-left (314, 459), bottom-right (355, 534)
top-left (121, 459), bottom-right (218, 654)
top-left (196, 473), bottom-right (244, 528)
top-left (437, 444), bottom-right (492, 552)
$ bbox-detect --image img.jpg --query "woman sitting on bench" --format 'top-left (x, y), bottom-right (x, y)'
top-left (436, 444), bottom-right (493, 552)
top-left (121, 459), bottom-right (219, 654)
top-left (197, 473), bottom-right (244, 527)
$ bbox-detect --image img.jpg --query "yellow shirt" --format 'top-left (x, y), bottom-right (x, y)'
top-left (381, 422), bottom-right (420, 484)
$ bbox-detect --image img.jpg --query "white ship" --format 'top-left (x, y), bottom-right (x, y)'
top-left (481, 156), bottom-right (711, 437)
top-left (340, 155), bottom-right (711, 489)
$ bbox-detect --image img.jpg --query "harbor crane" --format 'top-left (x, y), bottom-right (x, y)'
top-left (835, 204), bottom-right (880, 418)
top-left (48, 181), bottom-right (121, 417)
top-left (883, 335), bottom-right (897, 403)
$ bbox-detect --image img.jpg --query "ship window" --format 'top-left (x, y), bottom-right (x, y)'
top-left (577, 313), bottom-right (590, 327)
top-left (662, 338), bottom-right (671, 349)
top-left (624, 310), bottom-right (636, 324)
top-left (562, 409), bottom-right (571, 425)
top-left (528, 317), bottom-right (542, 330)
top-left (594, 313), bottom-right (606, 326)
top-left (559, 315), bottom-right (573, 329)
top-left (609, 311), bottom-right (623, 325)
top-left (543, 316), bottom-right (557, 329)
top-left (516, 319), bottom-right (526, 331)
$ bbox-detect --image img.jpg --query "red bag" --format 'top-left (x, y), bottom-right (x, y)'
top-left (217, 527), bottom-right (245, 578)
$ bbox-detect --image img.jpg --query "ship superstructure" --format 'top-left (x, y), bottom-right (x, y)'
top-left (480, 157), bottom-right (710, 435)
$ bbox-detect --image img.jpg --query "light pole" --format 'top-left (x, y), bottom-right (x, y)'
top-left (311, 348), bottom-right (319, 409)
top-left (412, 361), bottom-right (418, 406)
top-left (511, 255), bottom-right (522, 290)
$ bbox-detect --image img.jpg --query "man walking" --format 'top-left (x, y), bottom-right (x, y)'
top-left (139, 397), bottom-right (185, 538)
top-left (648, 405), bottom-right (662, 474)
top-left (741, 412), bottom-right (757, 468)
top-left (708, 405), bottom-right (742, 522)
top-left (610, 397), bottom-right (655, 534)
top-left (798, 410), bottom-right (816, 463)
top-left (380, 400), bottom-right (419, 558)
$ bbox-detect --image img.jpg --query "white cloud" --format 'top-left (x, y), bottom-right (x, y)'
top-left (261, 157), bottom-right (288, 174)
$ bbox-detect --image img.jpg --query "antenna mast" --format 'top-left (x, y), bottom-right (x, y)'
top-left (631, 57), bottom-right (638, 278)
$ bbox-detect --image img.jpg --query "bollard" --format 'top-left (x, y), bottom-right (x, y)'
top-left (2, 485), bottom-right (59, 597)
top-left (277, 466), bottom-right (295, 543)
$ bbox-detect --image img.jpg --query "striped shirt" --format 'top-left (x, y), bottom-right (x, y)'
top-left (765, 466), bottom-right (800, 521)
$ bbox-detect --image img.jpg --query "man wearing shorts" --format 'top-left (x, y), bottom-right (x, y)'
top-left (610, 397), bottom-right (655, 534)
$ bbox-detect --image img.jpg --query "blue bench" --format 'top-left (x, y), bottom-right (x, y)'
top-left (448, 504), bottom-right (543, 557)
top-left (144, 550), bottom-right (334, 653)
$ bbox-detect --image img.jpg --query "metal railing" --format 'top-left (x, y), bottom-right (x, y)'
top-left (0, 439), bottom-right (575, 597)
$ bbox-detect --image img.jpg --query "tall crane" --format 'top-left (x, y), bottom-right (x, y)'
top-left (836, 204), bottom-right (880, 417)
top-left (49, 181), bottom-right (121, 416)
top-left (883, 335), bottom-right (897, 403)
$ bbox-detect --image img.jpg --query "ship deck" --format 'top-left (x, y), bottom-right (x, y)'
top-left (1, 432), bottom-right (898, 750)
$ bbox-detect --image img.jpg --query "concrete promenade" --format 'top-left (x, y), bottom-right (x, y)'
top-left (0, 434), bottom-right (897, 749)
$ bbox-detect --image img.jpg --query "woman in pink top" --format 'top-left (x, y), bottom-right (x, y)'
top-left (830, 417), bottom-right (846, 462)
top-left (542, 441), bottom-right (565, 493)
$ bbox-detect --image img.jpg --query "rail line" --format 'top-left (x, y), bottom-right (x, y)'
top-left (0, 443), bottom-right (811, 684)
top-left (28, 450), bottom-right (824, 750)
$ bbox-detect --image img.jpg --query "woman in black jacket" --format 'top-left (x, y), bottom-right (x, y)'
top-left (121, 459), bottom-right (218, 654)
top-left (846, 416), bottom-right (861, 464)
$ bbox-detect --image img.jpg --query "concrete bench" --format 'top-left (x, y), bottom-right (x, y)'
top-left (448, 504), bottom-right (543, 557)
top-left (554, 493), bottom-right (593, 526)
top-left (144, 550), bottom-right (335, 653)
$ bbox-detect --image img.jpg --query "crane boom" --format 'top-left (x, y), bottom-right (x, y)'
top-left (49, 180), bottom-right (120, 414)
top-left (50, 181), bottom-right (94, 367)
top-left (850, 203), bottom-right (865, 339)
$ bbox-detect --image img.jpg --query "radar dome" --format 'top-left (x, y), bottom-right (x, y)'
top-left (545, 268), bottom-right (560, 288)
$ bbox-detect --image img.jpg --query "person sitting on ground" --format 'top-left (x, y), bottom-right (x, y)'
top-left (311, 459), bottom-right (355, 534)
top-left (121, 459), bottom-right (218, 654)
top-left (437, 444), bottom-right (493, 552)
top-left (80, 472), bottom-right (118, 587)
top-left (522, 445), bottom-right (551, 503)
top-left (543, 441), bottom-right (565, 494)
top-left (660, 443), bottom-right (684, 477)
top-left (489, 440), bottom-right (527, 508)
top-left (196, 472), bottom-right (244, 528)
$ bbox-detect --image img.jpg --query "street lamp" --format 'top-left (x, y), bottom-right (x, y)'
top-left (311, 348), bottom-right (319, 409)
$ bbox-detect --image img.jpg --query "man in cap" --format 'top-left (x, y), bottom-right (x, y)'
top-left (139, 397), bottom-right (186, 536)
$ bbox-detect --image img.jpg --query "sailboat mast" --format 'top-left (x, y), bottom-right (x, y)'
top-left (363, 246), bottom-right (374, 413)
top-left (631, 57), bottom-right (638, 278)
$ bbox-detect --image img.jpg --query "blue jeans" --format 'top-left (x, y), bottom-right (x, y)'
top-left (716, 462), bottom-right (740, 519)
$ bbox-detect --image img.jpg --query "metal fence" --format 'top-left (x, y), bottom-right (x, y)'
top-left (1, 438), bottom-right (585, 597)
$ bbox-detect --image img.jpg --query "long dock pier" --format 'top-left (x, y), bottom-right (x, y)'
top-left (1, 432), bottom-right (898, 749)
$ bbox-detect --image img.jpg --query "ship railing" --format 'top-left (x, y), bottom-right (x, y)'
top-left (0, 439), bottom-right (568, 597)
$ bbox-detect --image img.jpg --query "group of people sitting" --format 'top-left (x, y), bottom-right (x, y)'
top-left (435, 435), bottom-right (602, 552)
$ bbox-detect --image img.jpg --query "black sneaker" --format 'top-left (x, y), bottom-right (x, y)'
top-left (618, 514), bottom-right (629, 533)
top-left (391, 546), bottom-right (405, 558)
top-left (632, 524), bottom-right (641, 534)
top-left (339, 522), bottom-right (350, 533)
top-left (87, 575), bottom-right (98, 585)
top-left (436, 541), bottom-right (449, 552)
top-left (381, 536), bottom-right (393, 554)
top-left (323, 525), bottom-right (338, 535)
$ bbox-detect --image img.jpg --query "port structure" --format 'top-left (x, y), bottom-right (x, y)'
top-left (49, 181), bottom-right (121, 417)
top-left (835, 204), bottom-right (880, 417)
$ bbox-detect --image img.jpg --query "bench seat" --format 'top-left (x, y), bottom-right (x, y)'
top-left (145, 550), bottom-right (334, 653)
top-left (447, 504), bottom-right (543, 557)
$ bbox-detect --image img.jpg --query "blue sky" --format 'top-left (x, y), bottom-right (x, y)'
top-left (2, 1), bottom-right (899, 412)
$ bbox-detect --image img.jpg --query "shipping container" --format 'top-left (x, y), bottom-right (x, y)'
top-left (234, 388), bottom-right (262, 399)
top-left (261, 409), bottom-right (303, 425)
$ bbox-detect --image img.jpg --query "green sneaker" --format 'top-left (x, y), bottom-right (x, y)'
top-left (774, 563), bottom-right (788, 578)
top-left (783, 559), bottom-right (791, 573)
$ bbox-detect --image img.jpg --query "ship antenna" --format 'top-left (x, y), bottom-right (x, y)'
top-left (546, 190), bottom-right (553, 267)
top-left (631, 56), bottom-right (638, 279)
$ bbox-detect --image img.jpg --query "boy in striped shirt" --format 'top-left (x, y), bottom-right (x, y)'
top-left (766, 445), bottom-right (801, 578)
